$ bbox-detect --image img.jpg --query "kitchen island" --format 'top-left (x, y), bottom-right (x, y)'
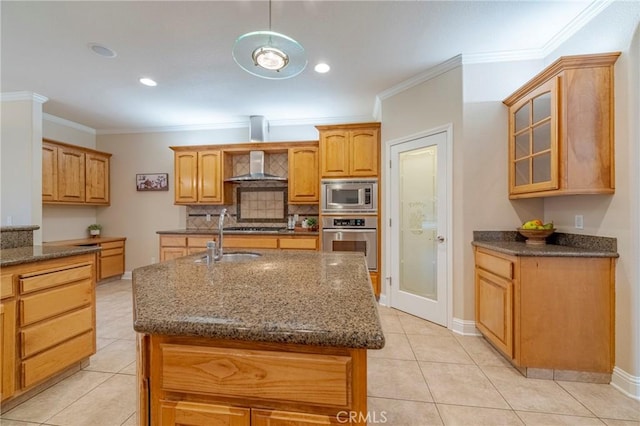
top-left (132, 249), bottom-right (384, 426)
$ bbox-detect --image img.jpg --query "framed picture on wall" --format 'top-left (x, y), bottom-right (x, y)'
top-left (136, 173), bottom-right (169, 191)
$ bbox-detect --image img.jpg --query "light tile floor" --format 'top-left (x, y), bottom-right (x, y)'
top-left (1, 279), bottom-right (638, 426)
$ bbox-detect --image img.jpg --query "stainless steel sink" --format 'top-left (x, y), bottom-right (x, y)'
top-left (195, 252), bottom-right (262, 263)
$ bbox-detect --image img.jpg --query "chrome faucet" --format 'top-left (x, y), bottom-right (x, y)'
top-left (214, 208), bottom-right (230, 261)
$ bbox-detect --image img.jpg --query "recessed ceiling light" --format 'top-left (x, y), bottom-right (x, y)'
top-left (139, 78), bottom-right (157, 87)
top-left (314, 63), bottom-right (330, 73)
top-left (88, 42), bottom-right (116, 58)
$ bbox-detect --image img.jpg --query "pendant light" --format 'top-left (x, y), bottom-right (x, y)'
top-left (232, 0), bottom-right (306, 79)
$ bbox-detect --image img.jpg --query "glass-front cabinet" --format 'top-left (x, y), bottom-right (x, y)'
top-left (503, 52), bottom-right (620, 199)
top-left (509, 79), bottom-right (558, 195)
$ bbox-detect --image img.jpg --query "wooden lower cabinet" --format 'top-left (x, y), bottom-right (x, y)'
top-left (474, 246), bottom-right (615, 376)
top-left (141, 335), bottom-right (366, 425)
top-left (98, 239), bottom-right (126, 280)
top-left (1, 254), bottom-right (97, 405)
top-left (160, 234), bottom-right (319, 261)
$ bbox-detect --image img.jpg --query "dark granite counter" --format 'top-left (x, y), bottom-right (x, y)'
top-left (472, 231), bottom-right (618, 258)
top-left (132, 250), bottom-right (384, 349)
top-left (157, 228), bottom-right (319, 236)
top-left (0, 245), bottom-right (101, 267)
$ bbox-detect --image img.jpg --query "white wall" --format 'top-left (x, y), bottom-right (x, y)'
top-left (0, 94), bottom-right (45, 242)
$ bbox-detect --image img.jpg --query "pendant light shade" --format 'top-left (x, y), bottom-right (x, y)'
top-left (232, 1), bottom-right (306, 79)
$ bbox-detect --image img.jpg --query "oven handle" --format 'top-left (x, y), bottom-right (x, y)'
top-left (322, 229), bottom-right (376, 233)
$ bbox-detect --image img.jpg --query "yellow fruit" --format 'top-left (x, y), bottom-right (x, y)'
top-left (543, 222), bottom-right (554, 230)
top-left (522, 219), bottom-right (543, 230)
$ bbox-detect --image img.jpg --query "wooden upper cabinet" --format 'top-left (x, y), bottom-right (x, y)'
top-left (288, 146), bottom-right (319, 204)
top-left (317, 123), bottom-right (380, 177)
top-left (85, 152), bottom-right (110, 205)
top-left (42, 140), bottom-right (111, 206)
top-left (57, 146), bottom-right (86, 203)
top-left (504, 52), bottom-right (620, 199)
top-left (174, 151), bottom-right (198, 203)
top-left (42, 142), bottom-right (58, 202)
top-left (173, 149), bottom-right (230, 205)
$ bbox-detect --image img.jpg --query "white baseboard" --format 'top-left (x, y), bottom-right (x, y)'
top-left (451, 317), bottom-right (481, 336)
top-left (611, 366), bottom-right (640, 400)
top-left (121, 271), bottom-right (132, 280)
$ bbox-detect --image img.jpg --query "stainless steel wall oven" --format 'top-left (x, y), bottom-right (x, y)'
top-left (321, 216), bottom-right (377, 271)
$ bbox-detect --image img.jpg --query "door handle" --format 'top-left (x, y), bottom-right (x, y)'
top-left (437, 235), bottom-right (445, 243)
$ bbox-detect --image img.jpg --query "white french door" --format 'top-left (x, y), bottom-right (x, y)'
top-left (388, 129), bottom-right (450, 326)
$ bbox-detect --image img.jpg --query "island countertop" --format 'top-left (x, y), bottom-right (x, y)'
top-left (132, 250), bottom-right (385, 349)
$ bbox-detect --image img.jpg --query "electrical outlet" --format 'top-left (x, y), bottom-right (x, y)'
top-left (206, 214), bottom-right (211, 222)
top-left (575, 215), bottom-right (584, 229)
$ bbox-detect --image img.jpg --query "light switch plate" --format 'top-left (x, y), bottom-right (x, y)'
top-left (575, 215), bottom-right (584, 229)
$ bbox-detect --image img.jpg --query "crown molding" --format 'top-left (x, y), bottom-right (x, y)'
top-left (0, 91), bottom-right (48, 104)
top-left (269, 115), bottom-right (375, 127)
top-left (43, 113), bottom-right (96, 135)
top-left (376, 55), bottom-right (463, 102)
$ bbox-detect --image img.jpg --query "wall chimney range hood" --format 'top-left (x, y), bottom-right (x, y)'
top-left (225, 150), bottom-right (287, 182)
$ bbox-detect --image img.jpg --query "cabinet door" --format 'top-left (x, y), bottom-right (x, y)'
top-left (57, 146), bottom-right (86, 203)
top-left (475, 269), bottom-right (513, 358)
top-left (349, 128), bottom-right (379, 177)
top-left (42, 143), bottom-right (58, 201)
top-left (85, 152), bottom-right (110, 205)
top-left (160, 247), bottom-right (188, 262)
top-left (174, 152), bottom-right (198, 204)
top-left (320, 130), bottom-right (349, 177)
top-left (288, 147), bottom-right (319, 204)
top-left (252, 409), bottom-right (347, 425)
top-left (509, 78), bottom-right (559, 196)
top-left (198, 150), bottom-right (223, 203)
top-left (160, 400), bottom-right (250, 426)
top-left (1, 300), bottom-right (16, 402)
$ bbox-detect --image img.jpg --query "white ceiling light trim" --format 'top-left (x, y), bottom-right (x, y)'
top-left (88, 42), bottom-right (117, 58)
top-left (232, 1), bottom-right (306, 79)
top-left (139, 77), bottom-right (158, 87)
top-left (314, 63), bottom-right (330, 73)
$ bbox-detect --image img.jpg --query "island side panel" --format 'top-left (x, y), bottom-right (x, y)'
top-left (145, 334), bottom-right (368, 425)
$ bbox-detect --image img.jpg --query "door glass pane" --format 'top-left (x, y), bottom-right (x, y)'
top-left (515, 132), bottom-right (529, 159)
top-left (515, 159), bottom-right (529, 186)
top-left (533, 92), bottom-right (551, 123)
top-left (532, 153), bottom-right (551, 183)
top-left (514, 104), bottom-right (529, 132)
top-left (532, 121), bottom-right (551, 153)
top-left (399, 146), bottom-right (437, 300)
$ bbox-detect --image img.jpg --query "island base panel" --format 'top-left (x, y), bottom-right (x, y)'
top-left (139, 334), bottom-right (368, 425)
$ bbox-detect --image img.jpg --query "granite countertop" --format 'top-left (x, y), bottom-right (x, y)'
top-left (157, 228), bottom-right (319, 236)
top-left (472, 231), bottom-right (619, 258)
top-left (132, 250), bottom-right (384, 349)
top-left (43, 236), bottom-right (127, 246)
top-left (0, 245), bottom-right (101, 267)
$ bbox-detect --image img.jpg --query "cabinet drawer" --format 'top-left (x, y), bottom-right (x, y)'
top-left (279, 238), bottom-right (318, 250)
top-left (21, 307), bottom-right (93, 358)
top-left (475, 250), bottom-right (513, 279)
top-left (100, 241), bottom-right (124, 250)
top-left (100, 247), bottom-right (123, 257)
top-left (1, 274), bottom-right (14, 299)
top-left (252, 409), bottom-right (347, 425)
top-left (160, 344), bottom-right (351, 407)
top-left (20, 280), bottom-right (92, 326)
top-left (19, 263), bottom-right (92, 294)
top-left (223, 237), bottom-right (278, 249)
top-left (21, 330), bottom-right (94, 388)
top-left (188, 236), bottom-right (216, 248)
top-left (160, 400), bottom-right (250, 426)
top-left (160, 236), bottom-right (187, 247)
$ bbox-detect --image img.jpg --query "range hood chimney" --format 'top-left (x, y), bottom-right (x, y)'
top-left (225, 150), bottom-right (287, 182)
top-left (249, 115), bottom-right (268, 142)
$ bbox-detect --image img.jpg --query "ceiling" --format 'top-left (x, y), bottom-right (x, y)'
top-left (1, 1), bottom-right (637, 134)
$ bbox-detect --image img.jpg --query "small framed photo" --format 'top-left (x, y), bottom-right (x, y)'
top-left (136, 173), bottom-right (169, 191)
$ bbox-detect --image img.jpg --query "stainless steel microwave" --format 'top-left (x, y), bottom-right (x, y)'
top-left (321, 179), bottom-right (378, 213)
